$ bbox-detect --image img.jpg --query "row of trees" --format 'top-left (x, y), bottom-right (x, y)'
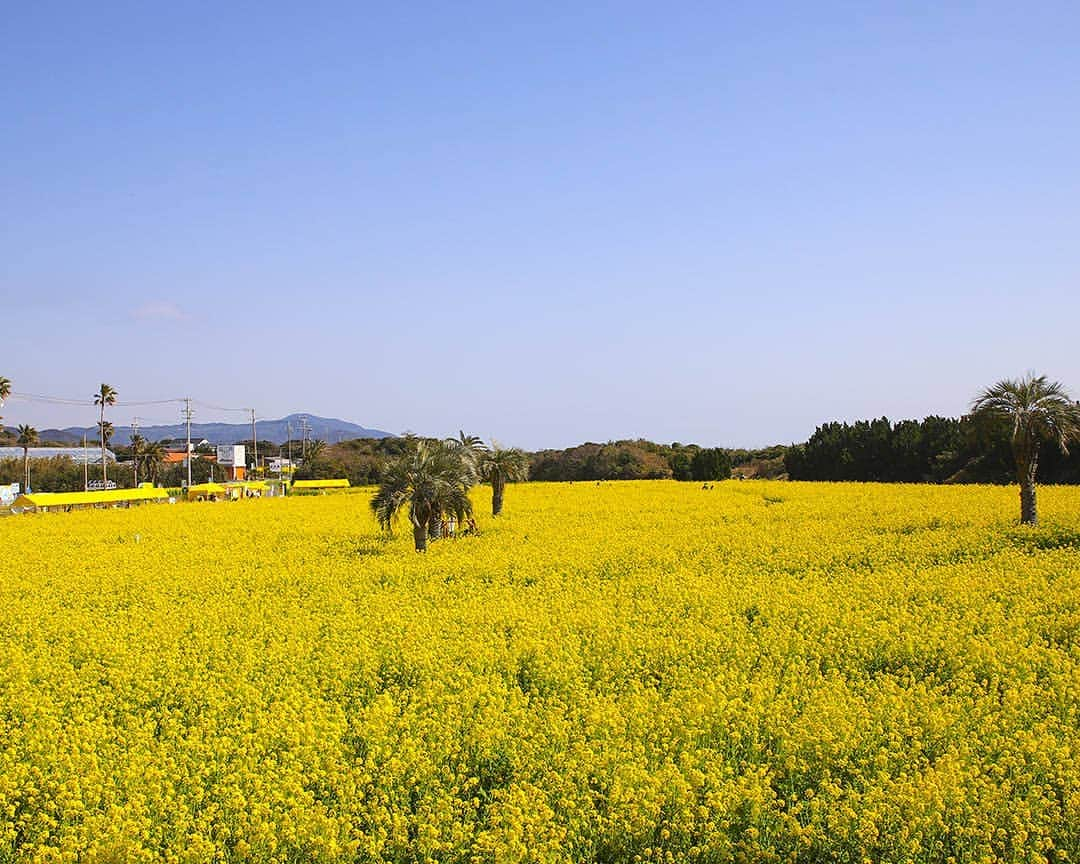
top-left (261, 437), bottom-right (780, 488)
top-left (785, 397), bottom-right (1080, 489)
top-left (529, 440), bottom-right (739, 482)
top-left (784, 416), bottom-right (994, 484)
top-left (372, 434), bottom-right (529, 551)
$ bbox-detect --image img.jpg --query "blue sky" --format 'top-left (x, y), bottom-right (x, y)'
top-left (3, 2), bottom-right (1079, 448)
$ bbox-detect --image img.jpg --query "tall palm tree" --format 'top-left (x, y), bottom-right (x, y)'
top-left (477, 442), bottom-right (530, 516)
top-left (971, 373), bottom-right (1080, 525)
top-left (0, 376), bottom-right (10, 431)
top-left (130, 433), bottom-right (144, 486)
top-left (371, 439), bottom-right (474, 551)
top-left (16, 424), bottom-right (38, 492)
top-left (94, 383), bottom-right (117, 482)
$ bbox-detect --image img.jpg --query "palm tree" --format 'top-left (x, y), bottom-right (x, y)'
top-left (16, 424), bottom-right (38, 492)
top-left (141, 440), bottom-right (166, 486)
top-left (130, 433), bottom-right (144, 486)
top-left (371, 439), bottom-right (474, 552)
top-left (477, 442), bottom-right (530, 516)
top-left (0, 376), bottom-right (10, 431)
top-left (94, 384), bottom-right (117, 482)
top-left (971, 373), bottom-right (1080, 525)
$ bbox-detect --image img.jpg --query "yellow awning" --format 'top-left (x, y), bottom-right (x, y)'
top-left (13, 488), bottom-right (169, 509)
top-left (186, 483), bottom-right (228, 498)
top-left (291, 478), bottom-right (350, 489)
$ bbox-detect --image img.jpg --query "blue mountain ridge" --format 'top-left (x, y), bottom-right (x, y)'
top-left (27, 413), bottom-right (394, 446)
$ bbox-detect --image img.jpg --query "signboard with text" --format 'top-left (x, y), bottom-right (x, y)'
top-left (216, 445), bottom-right (245, 467)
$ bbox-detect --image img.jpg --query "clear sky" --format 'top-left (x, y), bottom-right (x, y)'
top-left (3, 2), bottom-right (1079, 449)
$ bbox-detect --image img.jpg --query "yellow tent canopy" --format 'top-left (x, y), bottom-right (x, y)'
top-left (13, 487), bottom-right (169, 511)
top-left (186, 483), bottom-right (228, 499)
top-left (291, 478), bottom-right (350, 490)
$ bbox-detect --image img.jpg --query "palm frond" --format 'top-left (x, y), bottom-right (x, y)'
top-left (478, 443), bottom-right (530, 484)
top-left (16, 424), bottom-right (38, 447)
top-left (971, 373), bottom-right (1080, 455)
top-left (94, 383), bottom-right (118, 407)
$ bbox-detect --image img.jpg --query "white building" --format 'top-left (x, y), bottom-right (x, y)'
top-left (0, 446), bottom-right (116, 465)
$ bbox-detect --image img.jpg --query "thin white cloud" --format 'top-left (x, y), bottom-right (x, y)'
top-left (133, 301), bottom-right (192, 322)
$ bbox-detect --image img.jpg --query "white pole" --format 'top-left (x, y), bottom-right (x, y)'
top-left (184, 397), bottom-right (193, 488)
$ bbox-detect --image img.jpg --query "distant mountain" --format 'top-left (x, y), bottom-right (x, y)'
top-left (26, 414), bottom-right (394, 447)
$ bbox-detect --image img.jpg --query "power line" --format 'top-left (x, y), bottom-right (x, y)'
top-left (113, 414), bottom-right (183, 427)
top-left (9, 392), bottom-right (274, 457)
top-left (8, 392), bottom-right (185, 407)
top-left (192, 400), bottom-right (249, 414)
top-left (7, 392), bottom-right (93, 406)
top-left (8, 390), bottom-right (272, 416)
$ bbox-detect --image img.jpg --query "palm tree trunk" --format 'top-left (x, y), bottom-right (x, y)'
top-left (100, 406), bottom-right (108, 483)
top-left (413, 522), bottom-right (428, 552)
top-left (428, 511), bottom-right (442, 540)
top-left (23, 448), bottom-right (29, 491)
top-left (1019, 459), bottom-right (1038, 525)
top-left (492, 477), bottom-right (505, 516)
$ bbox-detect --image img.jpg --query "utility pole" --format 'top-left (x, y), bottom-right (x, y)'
top-left (182, 398), bottom-right (194, 488)
top-left (250, 408), bottom-right (258, 477)
top-left (131, 417), bottom-right (140, 487)
top-left (299, 416), bottom-right (311, 461)
top-left (83, 434), bottom-right (89, 492)
top-left (287, 421), bottom-right (293, 468)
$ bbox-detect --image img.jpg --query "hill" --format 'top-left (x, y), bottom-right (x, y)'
top-left (17, 414), bottom-right (394, 446)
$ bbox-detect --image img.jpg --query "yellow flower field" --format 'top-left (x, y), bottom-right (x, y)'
top-left (3, 481), bottom-right (1080, 863)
